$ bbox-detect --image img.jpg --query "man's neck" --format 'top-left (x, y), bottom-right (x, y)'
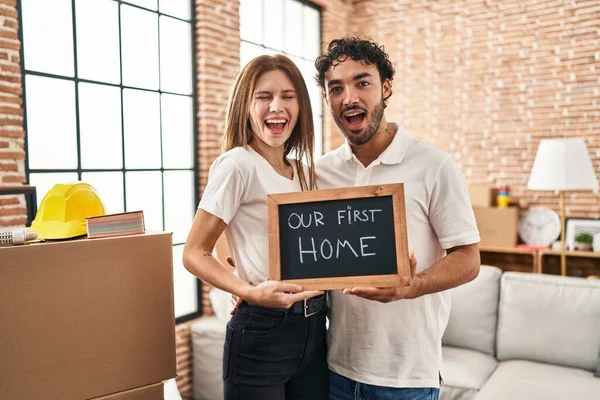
top-left (350, 121), bottom-right (398, 167)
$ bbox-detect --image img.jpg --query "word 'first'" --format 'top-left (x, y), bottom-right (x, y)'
top-left (287, 206), bottom-right (383, 229)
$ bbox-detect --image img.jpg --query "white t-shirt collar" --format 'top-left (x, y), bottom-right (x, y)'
top-left (335, 123), bottom-right (413, 166)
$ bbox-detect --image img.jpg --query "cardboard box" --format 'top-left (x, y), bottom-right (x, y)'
top-left (468, 184), bottom-right (495, 207)
top-left (0, 232), bottom-right (176, 400)
top-left (473, 206), bottom-right (519, 248)
top-left (91, 382), bottom-right (164, 400)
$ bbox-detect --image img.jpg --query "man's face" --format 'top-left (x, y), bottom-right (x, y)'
top-left (323, 58), bottom-right (391, 145)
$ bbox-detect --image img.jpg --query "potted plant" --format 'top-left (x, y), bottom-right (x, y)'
top-left (574, 232), bottom-right (594, 251)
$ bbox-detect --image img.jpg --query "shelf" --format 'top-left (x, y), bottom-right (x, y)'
top-left (539, 249), bottom-right (600, 259)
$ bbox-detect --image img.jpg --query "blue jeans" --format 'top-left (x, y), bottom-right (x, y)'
top-left (329, 370), bottom-right (440, 400)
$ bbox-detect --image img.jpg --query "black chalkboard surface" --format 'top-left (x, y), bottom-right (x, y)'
top-left (268, 184), bottom-right (411, 290)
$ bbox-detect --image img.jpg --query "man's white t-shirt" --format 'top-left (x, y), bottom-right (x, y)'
top-left (316, 125), bottom-right (480, 388)
top-left (199, 146), bottom-right (301, 284)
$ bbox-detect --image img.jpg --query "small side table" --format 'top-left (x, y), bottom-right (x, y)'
top-left (0, 185), bottom-right (37, 226)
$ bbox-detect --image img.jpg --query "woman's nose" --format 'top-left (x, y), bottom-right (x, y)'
top-left (269, 97), bottom-right (283, 112)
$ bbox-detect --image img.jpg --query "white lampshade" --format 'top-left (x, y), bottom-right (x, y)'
top-left (528, 138), bottom-right (599, 191)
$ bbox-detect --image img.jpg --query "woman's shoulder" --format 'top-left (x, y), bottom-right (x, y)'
top-left (211, 146), bottom-right (255, 170)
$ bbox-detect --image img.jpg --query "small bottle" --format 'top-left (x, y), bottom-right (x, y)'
top-left (0, 228), bottom-right (38, 247)
top-left (496, 184), bottom-right (510, 208)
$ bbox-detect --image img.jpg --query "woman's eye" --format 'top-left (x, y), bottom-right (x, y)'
top-left (283, 96), bottom-right (295, 100)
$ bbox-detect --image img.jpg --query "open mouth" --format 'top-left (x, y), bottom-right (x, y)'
top-left (344, 110), bottom-right (366, 130)
top-left (265, 118), bottom-right (288, 135)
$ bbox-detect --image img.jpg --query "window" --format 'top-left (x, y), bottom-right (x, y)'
top-left (239, 0), bottom-right (323, 156)
top-left (19, 0), bottom-right (201, 323)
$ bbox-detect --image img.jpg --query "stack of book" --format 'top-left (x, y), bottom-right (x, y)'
top-left (86, 210), bottom-right (145, 239)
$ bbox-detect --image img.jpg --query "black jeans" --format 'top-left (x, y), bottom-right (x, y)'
top-left (223, 301), bottom-right (328, 400)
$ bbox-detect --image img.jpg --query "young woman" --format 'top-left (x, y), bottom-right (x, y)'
top-left (183, 55), bottom-right (328, 400)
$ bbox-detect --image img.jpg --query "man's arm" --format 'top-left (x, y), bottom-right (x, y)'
top-left (345, 243), bottom-right (480, 303)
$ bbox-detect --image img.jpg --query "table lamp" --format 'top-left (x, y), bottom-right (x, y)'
top-left (527, 138), bottom-right (599, 275)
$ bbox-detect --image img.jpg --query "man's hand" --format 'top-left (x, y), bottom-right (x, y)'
top-left (343, 251), bottom-right (418, 303)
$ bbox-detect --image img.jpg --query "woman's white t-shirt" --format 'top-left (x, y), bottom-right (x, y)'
top-left (198, 146), bottom-right (301, 284)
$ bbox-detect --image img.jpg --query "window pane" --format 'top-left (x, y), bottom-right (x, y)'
top-left (239, 0), bottom-right (263, 44)
top-left (172, 244), bottom-right (199, 318)
top-left (300, 59), bottom-right (322, 120)
top-left (29, 173), bottom-right (79, 208)
top-left (263, 0), bottom-right (283, 50)
top-left (314, 115), bottom-right (323, 157)
top-left (122, 0), bottom-right (157, 11)
top-left (81, 172), bottom-right (124, 214)
top-left (240, 41), bottom-right (264, 68)
top-left (75, 0), bottom-right (120, 84)
top-left (164, 171), bottom-right (194, 244)
top-left (79, 83), bottom-right (123, 169)
top-left (303, 5), bottom-right (320, 59)
top-left (21, 0), bottom-right (74, 76)
top-left (123, 89), bottom-right (161, 169)
top-left (125, 171), bottom-right (163, 230)
top-left (284, 0), bottom-right (303, 56)
top-left (121, 5), bottom-right (159, 90)
top-left (162, 94), bottom-right (193, 169)
top-left (25, 76), bottom-right (77, 169)
top-left (159, 16), bottom-right (192, 95)
top-left (159, 0), bottom-right (190, 20)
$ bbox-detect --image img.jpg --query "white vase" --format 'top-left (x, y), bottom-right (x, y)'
top-left (576, 242), bottom-right (592, 251)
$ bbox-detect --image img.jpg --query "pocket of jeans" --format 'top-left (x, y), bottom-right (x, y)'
top-left (243, 312), bottom-right (287, 335)
top-left (222, 324), bottom-right (234, 380)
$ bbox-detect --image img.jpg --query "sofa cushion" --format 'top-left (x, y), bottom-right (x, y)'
top-left (190, 316), bottom-right (227, 400)
top-left (497, 272), bottom-right (600, 372)
top-left (474, 360), bottom-right (600, 400)
top-left (442, 266), bottom-right (502, 355)
top-left (596, 347), bottom-right (600, 378)
top-left (440, 346), bottom-right (497, 400)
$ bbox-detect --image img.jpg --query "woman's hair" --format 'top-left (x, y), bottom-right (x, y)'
top-left (222, 55), bottom-right (315, 191)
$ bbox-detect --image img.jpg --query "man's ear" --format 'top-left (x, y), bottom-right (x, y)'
top-left (322, 90), bottom-right (330, 106)
top-left (382, 79), bottom-right (392, 100)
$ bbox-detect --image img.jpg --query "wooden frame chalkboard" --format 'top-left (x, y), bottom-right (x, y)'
top-left (267, 183), bottom-right (411, 290)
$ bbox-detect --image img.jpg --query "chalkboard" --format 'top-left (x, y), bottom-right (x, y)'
top-left (268, 184), bottom-right (411, 290)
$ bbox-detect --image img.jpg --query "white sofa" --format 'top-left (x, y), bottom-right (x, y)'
top-left (441, 266), bottom-right (600, 400)
top-left (190, 268), bottom-right (600, 400)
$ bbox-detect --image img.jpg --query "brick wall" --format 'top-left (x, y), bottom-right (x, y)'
top-left (0, 0), bottom-right (26, 227)
top-left (351, 0), bottom-right (600, 217)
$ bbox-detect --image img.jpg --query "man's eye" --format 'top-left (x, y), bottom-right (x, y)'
top-left (330, 87), bottom-right (342, 94)
top-left (358, 81), bottom-right (370, 87)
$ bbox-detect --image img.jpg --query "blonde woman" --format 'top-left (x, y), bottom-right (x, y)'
top-left (183, 55), bottom-right (327, 400)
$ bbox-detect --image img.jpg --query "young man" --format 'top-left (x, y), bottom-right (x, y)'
top-left (315, 37), bottom-right (481, 400)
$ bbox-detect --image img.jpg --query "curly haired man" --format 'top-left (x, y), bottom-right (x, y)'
top-left (315, 36), bottom-right (481, 400)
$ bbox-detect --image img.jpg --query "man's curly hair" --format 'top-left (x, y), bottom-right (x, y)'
top-left (315, 36), bottom-right (395, 89)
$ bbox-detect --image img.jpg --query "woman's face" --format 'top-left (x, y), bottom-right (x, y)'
top-left (249, 69), bottom-right (300, 149)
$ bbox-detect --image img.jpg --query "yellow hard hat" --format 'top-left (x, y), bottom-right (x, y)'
top-left (31, 182), bottom-right (106, 240)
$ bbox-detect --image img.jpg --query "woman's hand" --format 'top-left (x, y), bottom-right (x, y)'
top-left (246, 280), bottom-right (323, 309)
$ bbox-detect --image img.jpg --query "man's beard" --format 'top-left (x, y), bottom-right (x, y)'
top-left (333, 99), bottom-right (385, 146)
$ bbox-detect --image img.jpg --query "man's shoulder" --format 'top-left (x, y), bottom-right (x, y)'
top-left (405, 138), bottom-right (453, 171)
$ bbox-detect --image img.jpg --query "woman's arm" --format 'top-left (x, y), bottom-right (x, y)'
top-left (183, 209), bottom-right (322, 309)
